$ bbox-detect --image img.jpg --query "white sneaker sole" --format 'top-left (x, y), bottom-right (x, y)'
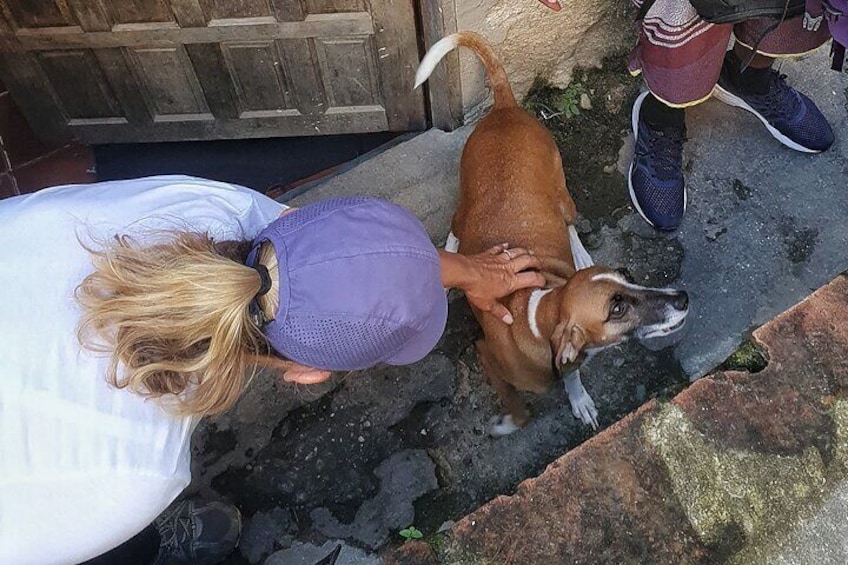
top-left (712, 84), bottom-right (821, 154)
top-left (628, 90), bottom-right (687, 230)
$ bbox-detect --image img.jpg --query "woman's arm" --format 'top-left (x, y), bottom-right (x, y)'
top-left (439, 243), bottom-right (545, 324)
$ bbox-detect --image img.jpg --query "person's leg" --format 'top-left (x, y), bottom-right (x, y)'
top-left (80, 525), bottom-right (160, 565)
top-left (80, 499), bottom-right (241, 565)
top-left (713, 17), bottom-right (834, 152)
top-left (627, 0), bottom-right (731, 230)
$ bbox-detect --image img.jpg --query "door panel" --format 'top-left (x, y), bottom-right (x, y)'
top-left (0, 0), bottom-right (426, 143)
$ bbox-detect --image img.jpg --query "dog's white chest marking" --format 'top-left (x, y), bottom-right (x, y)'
top-left (568, 225), bottom-right (594, 270)
top-left (444, 232), bottom-right (460, 253)
top-left (527, 288), bottom-right (553, 339)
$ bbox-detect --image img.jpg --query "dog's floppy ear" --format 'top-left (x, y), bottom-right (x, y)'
top-left (550, 322), bottom-right (587, 372)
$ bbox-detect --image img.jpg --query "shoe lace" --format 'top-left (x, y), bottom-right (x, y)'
top-left (158, 512), bottom-right (194, 561)
top-left (757, 71), bottom-right (800, 120)
top-left (637, 126), bottom-right (686, 182)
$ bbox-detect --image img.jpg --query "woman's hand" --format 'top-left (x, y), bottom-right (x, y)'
top-left (440, 243), bottom-right (545, 325)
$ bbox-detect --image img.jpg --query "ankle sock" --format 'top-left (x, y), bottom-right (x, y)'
top-left (726, 52), bottom-right (772, 95)
top-left (640, 93), bottom-right (685, 130)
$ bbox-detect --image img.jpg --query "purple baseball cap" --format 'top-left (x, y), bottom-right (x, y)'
top-left (246, 197), bottom-right (448, 371)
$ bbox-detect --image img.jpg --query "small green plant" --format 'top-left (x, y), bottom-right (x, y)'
top-left (399, 526), bottom-right (424, 540)
top-left (552, 82), bottom-right (586, 119)
top-left (524, 79), bottom-right (587, 121)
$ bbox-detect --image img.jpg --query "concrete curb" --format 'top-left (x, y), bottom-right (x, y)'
top-left (384, 273), bottom-right (848, 564)
top-left (286, 126), bottom-right (473, 245)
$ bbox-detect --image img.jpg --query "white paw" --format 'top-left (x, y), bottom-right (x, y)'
top-left (488, 414), bottom-right (520, 437)
top-left (569, 390), bottom-right (599, 430)
top-left (564, 371), bottom-right (599, 430)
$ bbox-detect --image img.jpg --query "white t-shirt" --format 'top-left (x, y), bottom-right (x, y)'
top-left (0, 175), bottom-right (284, 564)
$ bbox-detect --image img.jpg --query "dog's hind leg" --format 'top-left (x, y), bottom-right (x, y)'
top-left (563, 370), bottom-right (598, 430)
top-left (476, 339), bottom-right (529, 437)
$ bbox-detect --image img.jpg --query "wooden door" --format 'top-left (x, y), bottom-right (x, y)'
top-left (0, 0), bottom-right (426, 144)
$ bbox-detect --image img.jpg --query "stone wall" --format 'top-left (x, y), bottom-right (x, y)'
top-left (454, 0), bottom-right (634, 119)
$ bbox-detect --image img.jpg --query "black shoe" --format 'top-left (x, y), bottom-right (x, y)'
top-left (154, 499), bottom-right (241, 565)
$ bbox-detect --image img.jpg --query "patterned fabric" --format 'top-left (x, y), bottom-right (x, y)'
top-left (629, 0), bottom-right (832, 106)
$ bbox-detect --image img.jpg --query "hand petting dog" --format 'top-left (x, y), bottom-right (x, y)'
top-left (440, 244), bottom-right (545, 325)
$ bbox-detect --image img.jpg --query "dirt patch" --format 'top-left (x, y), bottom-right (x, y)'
top-left (778, 215), bottom-right (818, 266)
top-left (524, 54), bottom-right (642, 224)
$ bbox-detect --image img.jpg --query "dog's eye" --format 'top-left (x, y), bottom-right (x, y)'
top-left (609, 295), bottom-right (627, 319)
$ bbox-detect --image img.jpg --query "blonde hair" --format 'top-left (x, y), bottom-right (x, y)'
top-left (76, 232), bottom-right (282, 416)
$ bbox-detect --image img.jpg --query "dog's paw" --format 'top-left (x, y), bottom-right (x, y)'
top-left (488, 414), bottom-right (520, 437)
top-left (569, 391), bottom-right (598, 430)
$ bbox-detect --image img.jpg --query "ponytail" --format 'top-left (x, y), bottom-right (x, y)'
top-left (76, 231), bottom-right (274, 416)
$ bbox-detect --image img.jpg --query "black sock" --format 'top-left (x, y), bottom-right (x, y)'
top-left (640, 92), bottom-right (685, 130)
top-left (726, 51), bottom-right (772, 95)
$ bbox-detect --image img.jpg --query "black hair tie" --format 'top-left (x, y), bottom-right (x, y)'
top-left (254, 264), bottom-right (272, 299)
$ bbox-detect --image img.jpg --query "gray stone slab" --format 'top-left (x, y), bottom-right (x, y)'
top-left (287, 126), bottom-right (473, 244)
top-left (239, 507), bottom-right (296, 563)
top-left (265, 540), bottom-right (378, 565)
top-left (665, 51), bottom-right (848, 377)
top-left (309, 449), bottom-right (438, 549)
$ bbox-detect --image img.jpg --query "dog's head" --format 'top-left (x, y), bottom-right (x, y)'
top-left (550, 266), bottom-right (688, 373)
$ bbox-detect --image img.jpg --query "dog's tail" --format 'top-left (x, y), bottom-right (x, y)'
top-left (414, 31), bottom-right (516, 110)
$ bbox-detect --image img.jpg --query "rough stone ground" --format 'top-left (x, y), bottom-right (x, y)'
top-left (187, 47), bottom-right (848, 564)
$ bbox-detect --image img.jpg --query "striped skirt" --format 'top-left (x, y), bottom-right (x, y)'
top-left (628, 0), bottom-right (832, 107)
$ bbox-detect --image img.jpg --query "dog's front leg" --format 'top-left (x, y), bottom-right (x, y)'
top-left (563, 370), bottom-right (598, 430)
top-left (477, 339), bottom-right (528, 437)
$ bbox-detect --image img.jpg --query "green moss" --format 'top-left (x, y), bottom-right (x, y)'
top-left (427, 532), bottom-right (448, 553)
top-left (643, 400), bottom-right (848, 564)
top-left (721, 340), bottom-right (768, 373)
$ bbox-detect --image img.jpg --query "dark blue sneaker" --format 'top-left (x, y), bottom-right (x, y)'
top-left (714, 59), bottom-right (834, 153)
top-left (628, 90), bottom-right (687, 231)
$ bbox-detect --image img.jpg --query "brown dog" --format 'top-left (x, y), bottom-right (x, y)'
top-left (415, 32), bottom-right (689, 435)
